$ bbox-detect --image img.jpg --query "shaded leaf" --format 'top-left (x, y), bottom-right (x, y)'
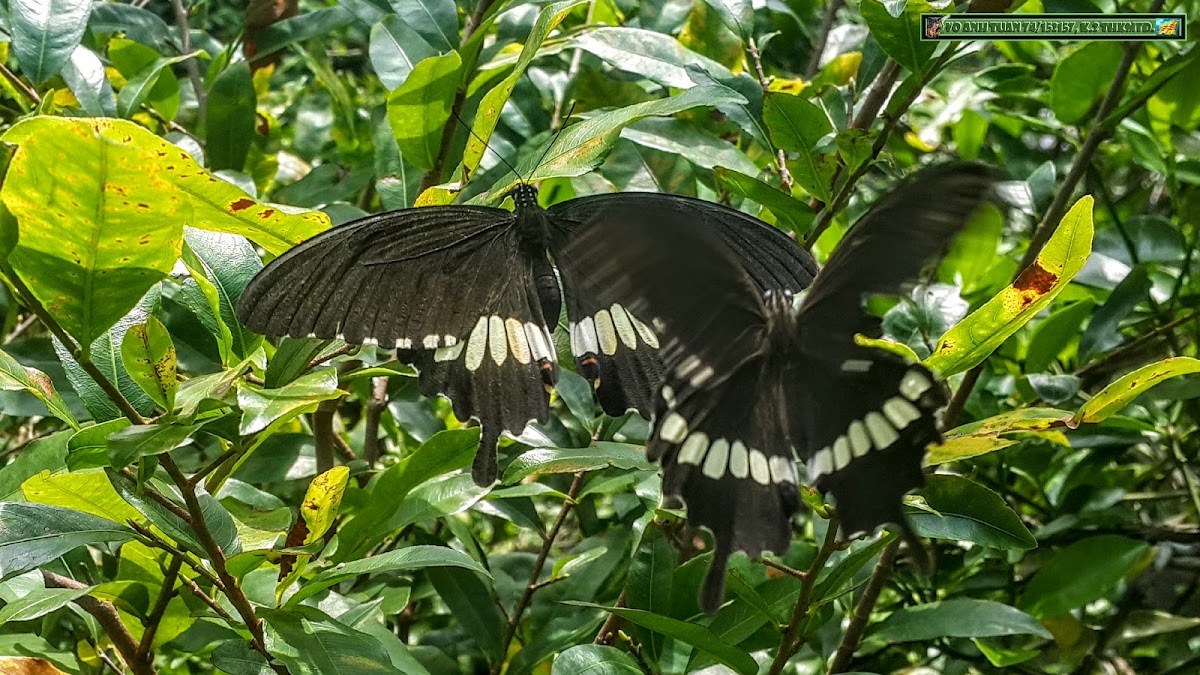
top-left (0, 502), bottom-right (134, 580)
top-left (1074, 357), bottom-right (1200, 425)
top-left (503, 443), bottom-right (656, 483)
top-left (0, 348), bottom-right (78, 429)
top-left (207, 61), bottom-right (258, 172)
top-left (1050, 43), bottom-right (1123, 125)
top-left (551, 645), bottom-right (642, 674)
top-left (1019, 535), bottom-right (1149, 619)
top-left (872, 599), bottom-right (1052, 643)
top-left (0, 586), bottom-right (94, 627)
top-left (909, 474), bottom-right (1036, 550)
top-left (763, 94), bottom-right (834, 202)
top-left (262, 606), bottom-right (403, 674)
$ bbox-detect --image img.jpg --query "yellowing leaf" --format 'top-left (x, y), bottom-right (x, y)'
top-left (925, 196), bottom-right (1094, 377)
top-left (300, 466), bottom-right (350, 544)
top-left (22, 469), bottom-right (143, 524)
top-left (120, 315), bottom-right (177, 412)
top-left (1074, 356), bottom-right (1200, 426)
top-left (925, 434), bottom-right (1018, 466)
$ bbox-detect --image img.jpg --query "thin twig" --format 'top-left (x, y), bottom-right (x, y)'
top-left (119, 468), bottom-right (192, 522)
top-left (305, 343), bottom-right (357, 372)
top-left (159, 455), bottom-right (284, 673)
top-left (137, 556), bottom-right (182, 664)
top-left (1077, 309), bottom-right (1200, 379)
top-left (492, 471), bottom-right (586, 674)
top-left (766, 516), bottom-right (841, 675)
top-left (179, 574), bottom-right (237, 624)
top-left (746, 36), bottom-right (794, 190)
top-left (828, 539), bottom-right (900, 673)
top-left (129, 521), bottom-right (225, 591)
top-left (44, 571), bottom-right (156, 675)
top-left (170, 0), bottom-right (206, 119)
top-left (805, 0), bottom-right (845, 79)
top-left (3, 313), bottom-right (37, 344)
top-left (0, 62), bottom-right (40, 106)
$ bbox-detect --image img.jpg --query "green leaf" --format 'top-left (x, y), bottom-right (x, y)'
top-left (570, 26), bottom-right (734, 89)
top-left (763, 94), bottom-right (835, 202)
top-left (392, 0), bottom-right (459, 52)
top-left (368, 15), bottom-right (438, 90)
top-left (1079, 266), bottom-right (1150, 362)
top-left (1, 118), bottom-right (327, 346)
top-left (938, 201), bottom-right (1004, 291)
top-left (1074, 357), bottom-right (1200, 425)
top-left (503, 443), bottom-right (656, 483)
top-left (185, 229), bottom-right (264, 361)
top-left (289, 545), bottom-right (490, 607)
top-left (1019, 535), bottom-right (1149, 619)
top-left (812, 533), bottom-right (894, 608)
top-left (926, 196), bottom-right (1094, 377)
top-left (1050, 43), bottom-right (1123, 125)
top-left (481, 84), bottom-right (747, 197)
top-left (621, 118), bottom-right (758, 175)
top-left (428, 567), bottom-right (505, 661)
top-left (871, 598), bottom-right (1052, 643)
top-left (52, 289), bottom-right (159, 420)
top-left (925, 434), bottom-right (1018, 466)
top-left (62, 46), bottom-right (117, 117)
top-left (251, 6), bottom-right (355, 62)
top-left (859, 0), bottom-right (936, 77)
top-left (562, 602), bottom-right (758, 675)
top-left (627, 523), bottom-right (676, 660)
top-left (119, 315), bottom-right (177, 412)
top-left (1026, 299), bottom-right (1095, 372)
top-left (207, 61), bottom-right (258, 172)
top-left (551, 645), bottom-right (642, 674)
top-left (213, 639), bottom-right (275, 675)
top-left (10, 0), bottom-right (92, 84)
top-left (387, 50), bottom-right (462, 171)
top-left (0, 347), bottom-right (79, 429)
top-left (20, 469), bottom-right (143, 523)
top-left (0, 431), bottom-right (69, 501)
top-left (714, 167), bottom-right (813, 236)
top-left (262, 606), bottom-right (404, 674)
top-left (945, 407), bottom-right (1073, 437)
top-left (115, 49), bottom-right (196, 119)
top-left (0, 502), bottom-right (134, 580)
top-left (237, 366), bottom-right (342, 435)
top-left (908, 474), bottom-right (1036, 550)
top-left (337, 428), bottom-right (479, 559)
top-left (462, 0), bottom-right (586, 176)
top-left (0, 585), bottom-right (95, 626)
top-left (106, 422), bottom-right (200, 469)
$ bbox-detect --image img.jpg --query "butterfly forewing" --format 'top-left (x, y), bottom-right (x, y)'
top-left (237, 205), bottom-right (556, 484)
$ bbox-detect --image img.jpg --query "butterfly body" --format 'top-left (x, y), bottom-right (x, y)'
top-left (237, 184), bottom-right (819, 486)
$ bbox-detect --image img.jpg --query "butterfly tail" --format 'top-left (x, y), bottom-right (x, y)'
top-left (472, 425), bottom-right (500, 486)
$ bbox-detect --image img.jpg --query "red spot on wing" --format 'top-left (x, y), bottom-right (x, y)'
top-left (230, 198), bottom-right (255, 212)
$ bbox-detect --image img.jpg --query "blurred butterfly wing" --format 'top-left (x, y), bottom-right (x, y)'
top-left (237, 206), bottom-right (556, 485)
top-left (790, 163), bottom-right (996, 543)
top-left (797, 163), bottom-right (997, 356)
top-left (560, 204), bottom-right (801, 613)
top-left (651, 359), bottom-right (799, 613)
top-left (548, 193), bottom-right (817, 416)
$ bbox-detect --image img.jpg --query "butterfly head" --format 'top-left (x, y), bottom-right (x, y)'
top-left (509, 183), bottom-right (541, 210)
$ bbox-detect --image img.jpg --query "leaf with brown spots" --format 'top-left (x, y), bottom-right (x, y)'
top-left (925, 196), bottom-right (1094, 377)
top-left (119, 315), bottom-right (178, 413)
top-left (0, 347), bottom-right (79, 429)
top-left (0, 118), bottom-right (328, 347)
top-left (1074, 356), bottom-right (1200, 426)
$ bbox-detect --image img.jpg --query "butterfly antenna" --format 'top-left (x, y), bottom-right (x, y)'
top-left (450, 108), bottom-right (524, 182)
top-left (531, 100), bottom-right (578, 178)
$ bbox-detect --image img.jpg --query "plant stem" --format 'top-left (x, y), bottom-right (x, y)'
top-left (137, 556), bottom-right (182, 664)
top-left (766, 516), bottom-right (841, 675)
top-left (805, 0), bottom-right (845, 79)
top-left (828, 539), bottom-right (899, 673)
top-left (492, 471), bottom-right (586, 674)
top-left (44, 571), bottom-right (156, 675)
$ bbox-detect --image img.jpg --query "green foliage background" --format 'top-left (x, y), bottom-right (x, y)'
top-left (0, 0), bottom-right (1197, 673)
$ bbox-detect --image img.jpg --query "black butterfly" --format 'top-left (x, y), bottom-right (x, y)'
top-left (236, 185), bottom-right (819, 485)
top-left (560, 163), bottom-right (998, 612)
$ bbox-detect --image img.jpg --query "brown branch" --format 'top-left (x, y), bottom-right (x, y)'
top-left (119, 468), bottom-right (192, 523)
top-left (828, 539), bottom-right (900, 673)
top-left (159, 455), bottom-right (284, 673)
top-left (419, 0), bottom-right (500, 193)
top-left (137, 556), bottom-right (182, 663)
top-left (492, 471), bottom-right (586, 674)
top-left (44, 571), bottom-right (156, 675)
top-left (363, 376), bottom-right (390, 464)
top-left (766, 516), bottom-right (842, 675)
top-left (805, 0), bottom-right (846, 79)
top-left (0, 62), bottom-right (40, 106)
top-left (313, 401), bottom-right (337, 474)
top-left (179, 574), bottom-right (237, 624)
top-left (593, 590), bottom-right (627, 644)
top-left (305, 343), bottom-right (357, 372)
top-left (129, 522), bottom-right (225, 592)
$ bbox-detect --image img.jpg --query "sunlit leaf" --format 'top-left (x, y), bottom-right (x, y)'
top-left (299, 466), bottom-right (349, 544)
top-left (1019, 535), bottom-right (1150, 619)
top-left (119, 315), bottom-right (177, 412)
top-left (387, 50), bottom-right (462, 171)
top-left (0, 347), bottom-right (79, 429)
top-left (237, 366), bottom-right (342, 435)
top-left (1074, 357), bottom-right (1200, 426)
top-left (926, 196), bottom-right (1094, 376)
